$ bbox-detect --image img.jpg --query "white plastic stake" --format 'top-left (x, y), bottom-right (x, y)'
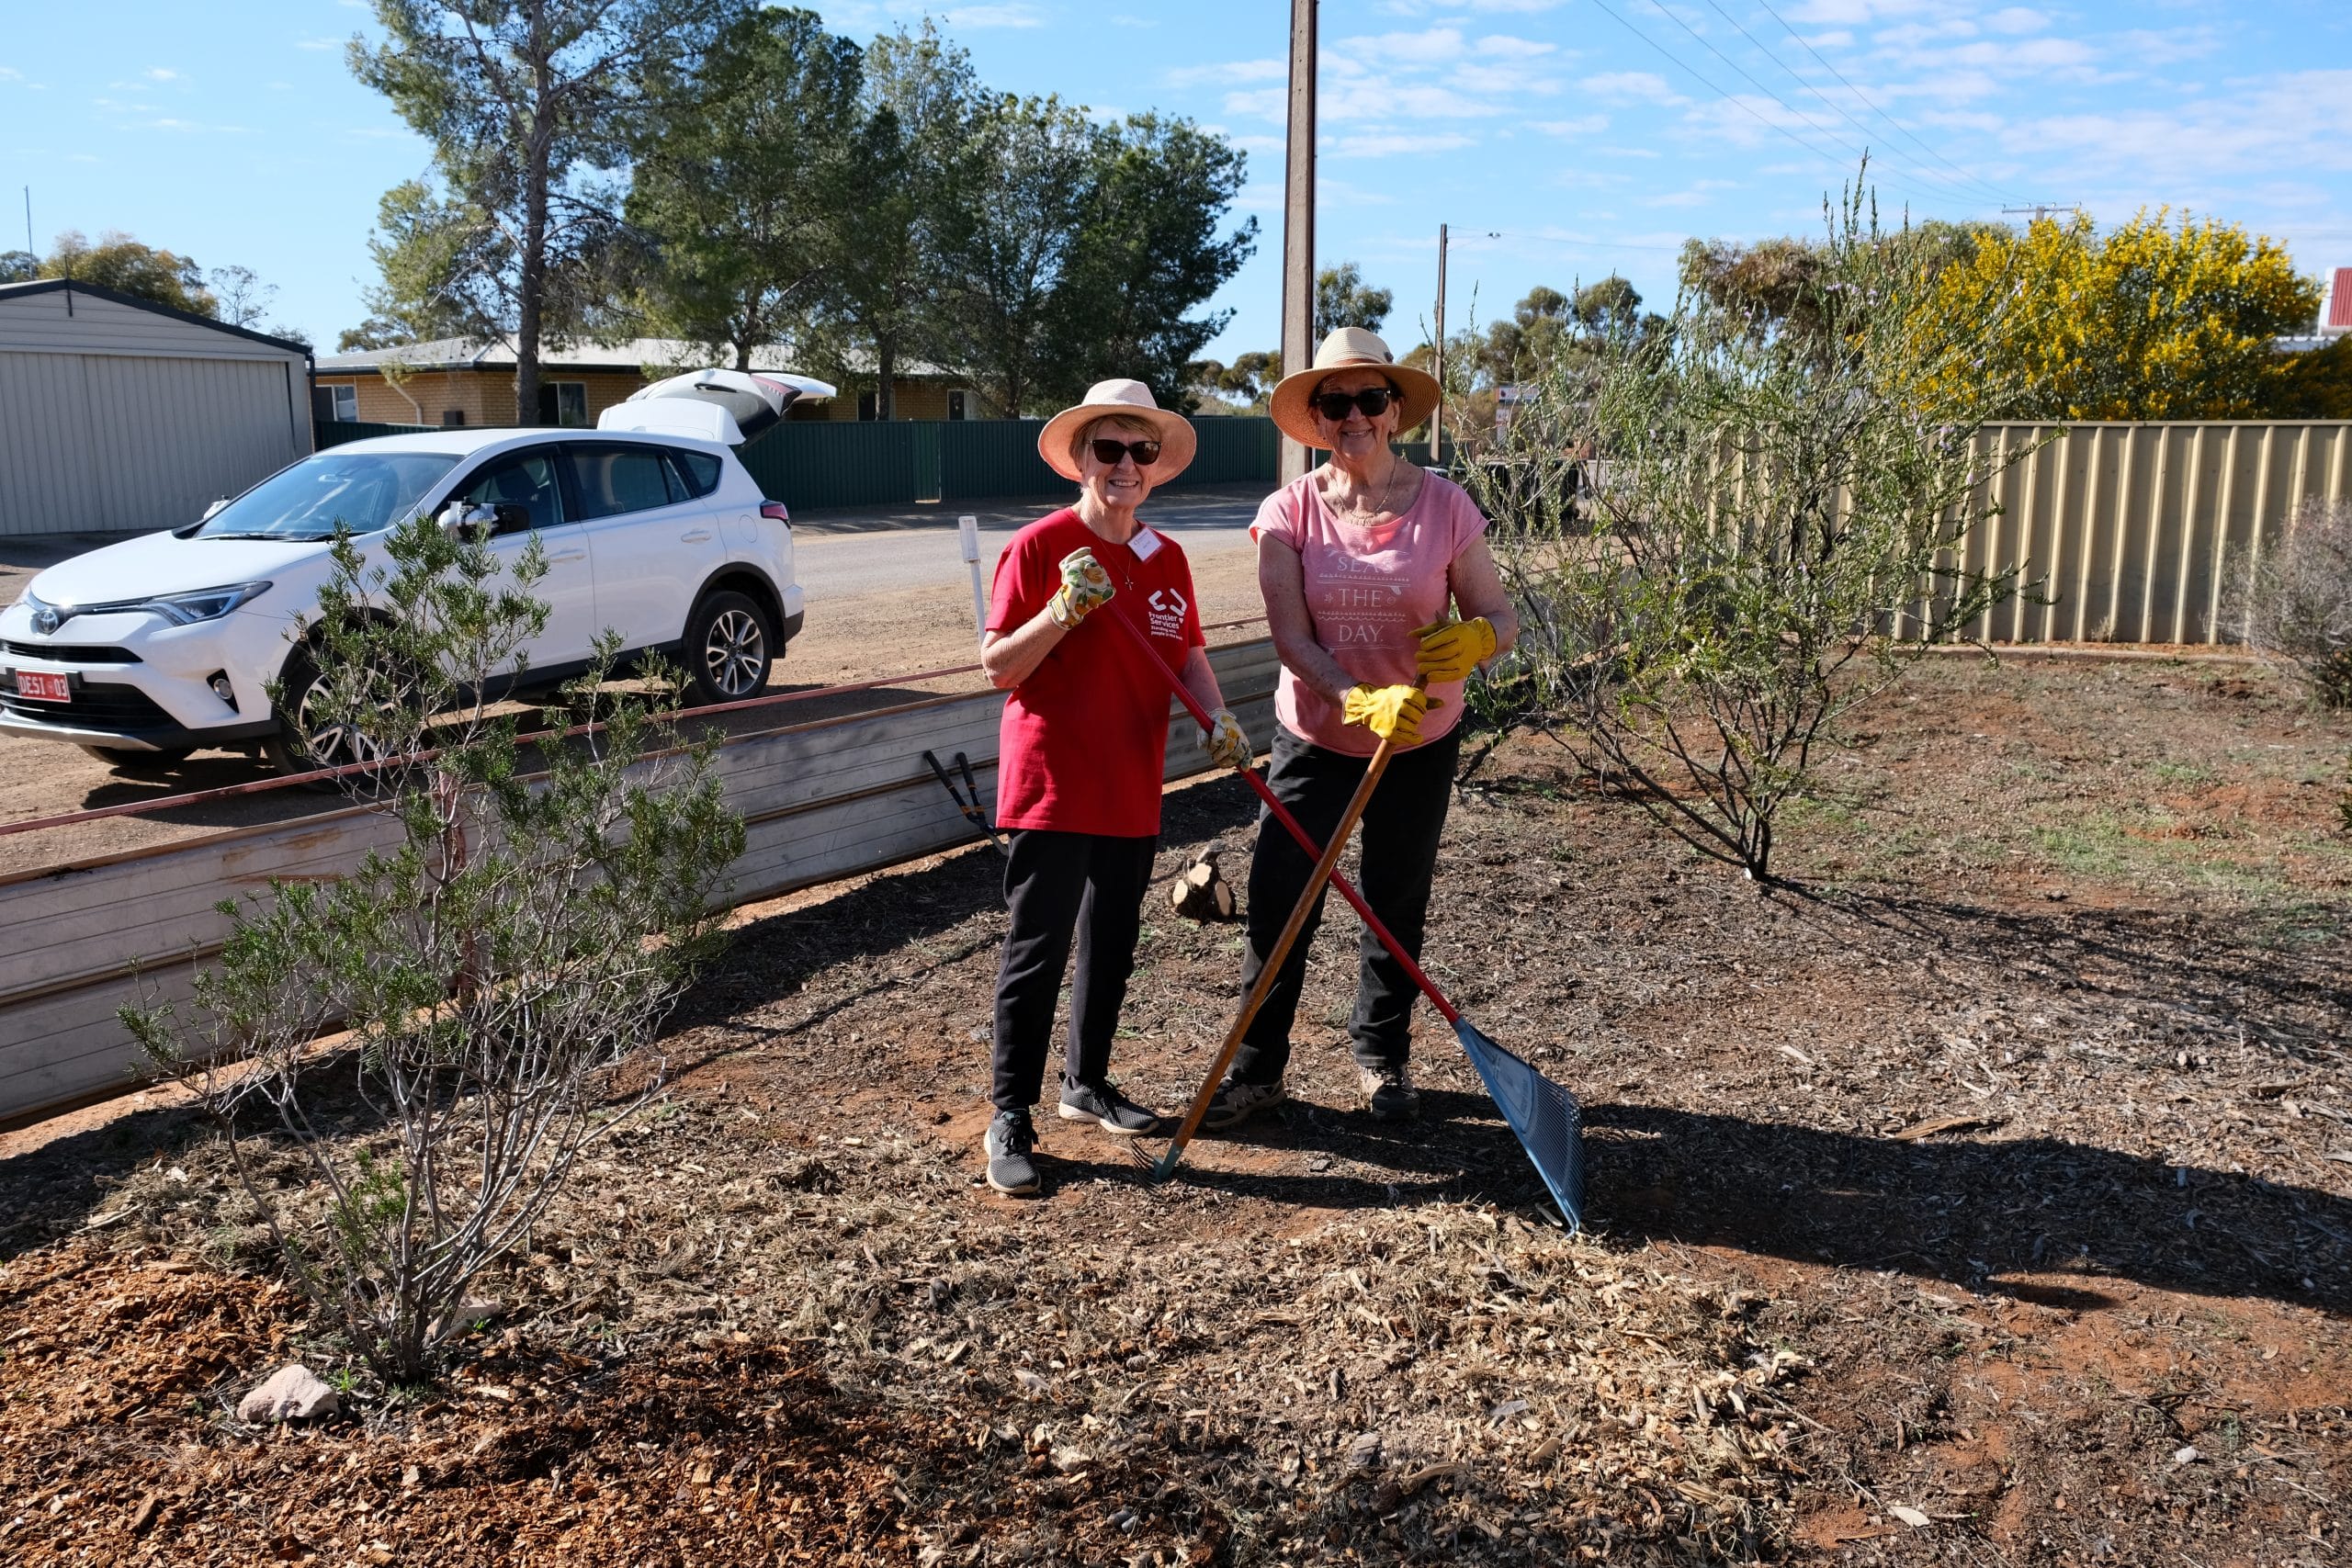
top-left (959, 514), bottom-right (987, 651)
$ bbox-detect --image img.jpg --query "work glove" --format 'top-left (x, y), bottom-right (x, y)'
top-left (1202, 707), bottom-right (1253, 770)
top-left (1413, 616), bottom-right (1498, 682)
top-left (1045, 547), bottom-right (1115, 629)
top-left (1342, 683), bottom-right (1436, 747)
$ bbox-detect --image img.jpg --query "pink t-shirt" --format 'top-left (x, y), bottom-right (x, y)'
top-left (1251, 468), bottom-right (1492, 757)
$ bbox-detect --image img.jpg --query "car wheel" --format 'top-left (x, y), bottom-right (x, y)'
top-left (683, 590), bottom-right (775, 705)
top-left (263, 645), bottom-right (395, 786)
top-left (79, 744), bottom-right (195, 773)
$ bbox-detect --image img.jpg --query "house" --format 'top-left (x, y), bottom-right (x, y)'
top-left (0, 277), bottom-right (312, 538)
top-left (310, 337), bottom-right (840, 429)
top-left (311, 337), bottom-right (983, 428)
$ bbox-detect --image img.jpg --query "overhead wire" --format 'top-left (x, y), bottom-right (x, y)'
top-left (1743, 0), bottom-right (2027, 209)
top-left (1632, 0), bottom-right (1998, 211)
top-left (1568, 0), bottom-right (1962, 217)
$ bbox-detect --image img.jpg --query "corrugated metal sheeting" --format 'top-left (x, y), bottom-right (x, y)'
top-left (0, 281), bottom-right (311, 538)
top-left (1958, 422), bottom-right (2352, 645)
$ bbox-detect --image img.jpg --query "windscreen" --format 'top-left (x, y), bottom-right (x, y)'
top-left (195, 451), bottom-right (461, 541)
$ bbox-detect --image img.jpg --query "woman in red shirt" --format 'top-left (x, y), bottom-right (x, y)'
top-left (978, 379), bottom-right (1252, 1196)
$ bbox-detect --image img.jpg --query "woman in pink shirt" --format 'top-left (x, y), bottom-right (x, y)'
top-left (1205, 328), bottom-right (1520, 1129)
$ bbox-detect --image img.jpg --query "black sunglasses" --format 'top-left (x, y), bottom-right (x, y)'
top-left (1311, 385), bottom-right (1403, 423)
top-left (1089, 437), bottom-right (1162, 468)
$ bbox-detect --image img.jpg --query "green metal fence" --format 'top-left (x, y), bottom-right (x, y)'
top-left (737, 420), bottom-right (943, 510)
top-left (314, 420), bottom-right (437, 449)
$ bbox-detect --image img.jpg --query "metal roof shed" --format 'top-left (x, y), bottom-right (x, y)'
top-left (0, 278), bottom-right (312, 539)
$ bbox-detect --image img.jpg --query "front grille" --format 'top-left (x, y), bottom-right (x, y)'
top-left (2, 639), bottom-right (141, 664)
top-left (0, 679), bottom-right (175, 728)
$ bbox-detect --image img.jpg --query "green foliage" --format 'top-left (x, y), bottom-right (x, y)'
top-left (349, 0), bottom-right (750, 411)
top-left (1464, 175), bottom-right (2031, 881)
top-left (624, 6), bottom-right (863, 367)
top-left (339, 180), bottom-right (505, 352)
top-left (2271, 335), bottom-right (2352, 420)
top-left (126, 510), bottom-right (742, 1382)
top-left (0, 249), bottom-right (37, 285)
top-left (1314, 262), bottom-right (1392, 339)
top-left (39, 229), bottom-right (216, 314)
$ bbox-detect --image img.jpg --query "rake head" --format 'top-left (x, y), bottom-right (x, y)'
top-left (1453, 1018), bottom-right (1586, 1231)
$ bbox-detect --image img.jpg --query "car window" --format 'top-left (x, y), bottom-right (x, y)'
top-left (455, 452), bottom-right (567, 536)
top-left (569, 445), bottom-right (679, 521)
top-left (669, 449), bottom-right (724, 500)
top-left (194, 452), bottom-right (460, 540)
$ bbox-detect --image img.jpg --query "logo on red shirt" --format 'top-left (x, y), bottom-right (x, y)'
top-left (1147, 586), bottom-right (1188, 638)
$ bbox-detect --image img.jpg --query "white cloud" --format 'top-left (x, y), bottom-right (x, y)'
top-left (143, 67), bottom-right (180, 82)
top-left (1531, 115), bottom-right (1609, 136)
top-left (1643, 178), bottom-right (1741, 209)
top-left (942, 4), bottom-right (1043, 28)
top-left (1109, 14), bottom-right (1157, 26)
top-left (1985, 7), bottom-right (2049, 35)
top-left (1326, 130), bottom-right (1478, 158)
top-left (2004, 70), bottom-right (2352, 181)
top-left (1580, 71), bottom-right (1686, 106)
top-left (1165, 59), bottom-right (1285, 89)
top-left (294, 36), bottom-right (342, 51)
top-left (1223, 86), bottom-right (1285, 123)
top-left (0, 67), bottom-right (22, 82)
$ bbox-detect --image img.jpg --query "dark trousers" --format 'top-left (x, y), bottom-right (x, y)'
top-left (1229, 724), bottom-right (1460, 1086)
top-left (991, 828), bottom-right (1159, 1112)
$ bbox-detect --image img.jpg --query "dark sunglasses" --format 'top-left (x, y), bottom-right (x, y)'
top-left (1089, 437), bottom-right (1162, 468)
top-left (1311, 385), bottom-right (1403, 423)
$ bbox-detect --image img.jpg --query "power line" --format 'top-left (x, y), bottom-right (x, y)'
top-left (1745, 0), bottom-right (2026, 209)
top-left (1570, 0), bottom-right (1963, 216)
top-left (1636, 0), bottom-right (1996, 212)
top-left (1697, 0), bottom-right (2019, 209)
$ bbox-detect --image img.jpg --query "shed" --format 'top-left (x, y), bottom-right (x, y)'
top-left (0, 278), bottom-right (313, 539)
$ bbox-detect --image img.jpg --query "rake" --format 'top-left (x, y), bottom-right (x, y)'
top-left (1103, 612), bottom-right (1584, 1228)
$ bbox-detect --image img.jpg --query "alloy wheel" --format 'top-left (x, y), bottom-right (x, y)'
top-left (702, 608), bottom-right (766, 698)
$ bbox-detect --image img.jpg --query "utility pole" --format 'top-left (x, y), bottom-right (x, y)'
top-left (23, 187), bottom-right (32, 258)
top-left (1278, 0), bottom-right (1317, 484)
top-left (1430, 222), bottom-right (1447, 466)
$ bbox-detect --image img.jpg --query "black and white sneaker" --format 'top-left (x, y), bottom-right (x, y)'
top-left (984, 1108), bottom-right (1042, 1195)
top-left (1057, 1079), bottom-right (1168, 1138)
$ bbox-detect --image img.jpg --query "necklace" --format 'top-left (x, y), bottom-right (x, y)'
top-left (1329, 457), bottom-right (1407, 526)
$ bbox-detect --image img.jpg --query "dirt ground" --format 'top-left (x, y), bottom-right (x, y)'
top-left (3, 652), bottom-right (2347, 1565)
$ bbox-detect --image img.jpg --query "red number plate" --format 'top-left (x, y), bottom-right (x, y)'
top-left (15, 670), bottom-right (70, 703)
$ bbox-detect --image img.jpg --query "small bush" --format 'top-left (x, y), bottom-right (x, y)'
top-left (2235, 497), bottom-right (2352, 708)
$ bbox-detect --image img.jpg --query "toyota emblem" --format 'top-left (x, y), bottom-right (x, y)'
top-left (31, 605), bottom-right (61, 636)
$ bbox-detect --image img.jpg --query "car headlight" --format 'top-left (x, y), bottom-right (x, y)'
top-left (32, 581), bottom-right (274, 629)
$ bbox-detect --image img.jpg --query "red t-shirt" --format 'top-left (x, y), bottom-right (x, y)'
top-left (988, 509), bottom-right (1205, 838)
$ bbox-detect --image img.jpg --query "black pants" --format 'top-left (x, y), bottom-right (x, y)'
top-left (991, 828), bottom-right (1159, 1112)
top-left (1230, 724), bottom-right (1460, 1086)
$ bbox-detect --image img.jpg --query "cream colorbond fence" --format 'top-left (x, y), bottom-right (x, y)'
top-left (1959, 422), bottom-right (2352, 647)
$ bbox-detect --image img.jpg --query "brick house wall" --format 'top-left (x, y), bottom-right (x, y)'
top-left (316, 368), bottom-right (682, 428)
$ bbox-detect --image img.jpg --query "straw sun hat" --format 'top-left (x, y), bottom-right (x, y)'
top-left (1036, 378), bottom-right (1199, 483)
top-left (1268, 326), bottom-right (1442, 450)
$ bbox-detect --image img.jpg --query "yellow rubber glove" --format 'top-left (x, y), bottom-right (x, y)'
top-left (1202, 706), bottom-right (1253, 769)
top-left (1342, 683), bottom-right (1435, 746)
top-left (1045, 547), bottom-right (1115, 629)
top-left (1413, 616), bottom-right (1498, 682)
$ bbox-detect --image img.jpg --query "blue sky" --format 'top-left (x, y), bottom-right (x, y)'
top-left (5, 1), bottom-right (2348, 361)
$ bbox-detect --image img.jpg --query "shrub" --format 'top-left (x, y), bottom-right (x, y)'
top-left (127, 513), bottom-right (743, 1382)
top-left (2234, 497), bottom-right (2352, 709)
top-left (1463, 174), bottom-right (2033, 881)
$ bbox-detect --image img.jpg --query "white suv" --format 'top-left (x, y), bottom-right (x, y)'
top-left (0, 424), bottom-right (800, 776)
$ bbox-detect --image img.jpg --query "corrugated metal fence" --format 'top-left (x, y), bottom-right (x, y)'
top-left (315, 420), bottom-right (436, 449)
top-left (1960, 422), bottom-right (2352, 645)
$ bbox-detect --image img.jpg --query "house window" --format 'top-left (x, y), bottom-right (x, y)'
top-left (537, 380), bottom-right (589, 427)
top-left (312, 385), bottom-right (357, 423)
top-left (947, 389), bottom-right (969, 422)
top-left (857, 390), bottom-right (879, 422)
top-left (441, 410), bottom-right (467, 427)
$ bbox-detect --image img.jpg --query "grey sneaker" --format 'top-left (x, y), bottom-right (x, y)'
top-left (1360, 1065), bottom-right (1420, 1123)
top-left (1058, 1079), bottom-right (1169, 1138)
top-left (984, 1109), bottom-right (1041, 1196)
top-left (1202, 1077), bottom-right (1288, 1131)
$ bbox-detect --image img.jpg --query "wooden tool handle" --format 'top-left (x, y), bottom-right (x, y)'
top-left (1155, 728), bottom-right (1402, 1178)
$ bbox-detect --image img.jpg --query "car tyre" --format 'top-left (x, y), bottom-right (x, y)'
top-left (80, 744), bottom-right (195, 773)
top-left (682, 590), bottom-right (775, 706)
top-left (263, 644), bottom-right (396, 787)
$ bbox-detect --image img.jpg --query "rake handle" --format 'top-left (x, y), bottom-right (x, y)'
top-left (1107, 613), bottom-right (1462, 1026)
top-left (1155, 729), bottom-right (1399, 1177)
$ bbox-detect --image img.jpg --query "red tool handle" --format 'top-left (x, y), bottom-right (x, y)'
top-left (1110, 612), bottom-right (1463, 1027)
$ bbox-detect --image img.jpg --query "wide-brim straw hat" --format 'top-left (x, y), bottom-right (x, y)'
top-left (1268, 326), bottom-right (1442, 449)
top-left (1037, 378), bottom-right (1198, 483)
